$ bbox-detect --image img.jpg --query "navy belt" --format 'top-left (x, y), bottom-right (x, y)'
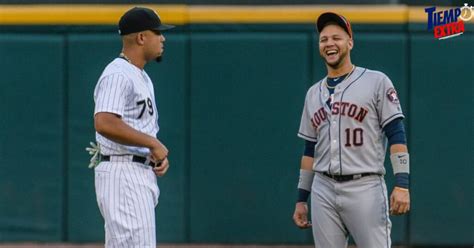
top-left (322, 172), bottom-right (378, 182)
top-left (100, 155), bottom-right (161, 167)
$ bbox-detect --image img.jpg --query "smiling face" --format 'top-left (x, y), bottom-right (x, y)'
top-left (318, 24), bottom-right (353, 69)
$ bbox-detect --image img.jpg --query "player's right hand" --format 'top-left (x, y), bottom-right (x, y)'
top-left (153, 157), bottom-right (169, 177)
top-left (293, 202), bottom-right (312, 229)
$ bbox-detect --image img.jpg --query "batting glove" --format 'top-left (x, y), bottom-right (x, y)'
top-left (85, 141), bottom-right (101, 169)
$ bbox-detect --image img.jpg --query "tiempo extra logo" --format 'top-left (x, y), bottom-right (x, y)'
top-left (425, 3), bottom-right (473, 40)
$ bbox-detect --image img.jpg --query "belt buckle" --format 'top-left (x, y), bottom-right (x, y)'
top-left (144, 156), bottom-right (153, 166)
top-left (353, 174), bottom-right (362, 180)
top-left (144, 157), bottom-right (160, 167)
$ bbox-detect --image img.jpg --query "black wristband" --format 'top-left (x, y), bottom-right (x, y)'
top-left (297, 188), bottom-right (311, 202)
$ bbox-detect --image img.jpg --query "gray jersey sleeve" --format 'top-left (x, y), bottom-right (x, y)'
top-left (298, 89), bottom-right (318, 142)
top-left (94, 73), bottom-right (131, 117)
top-left (377, 75), bottom-right (404, 128)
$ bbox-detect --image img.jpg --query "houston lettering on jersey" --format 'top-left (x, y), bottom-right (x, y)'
top-left (311, 102), bottom-right (369, 129)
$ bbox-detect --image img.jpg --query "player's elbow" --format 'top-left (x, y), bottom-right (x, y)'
top-left (94, 112), bottom-right (120, 136)
top-left (94, 114), bottom-right (107, 135)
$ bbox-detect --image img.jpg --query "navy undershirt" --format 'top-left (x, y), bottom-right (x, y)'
top-left (325, 73), bottom-right (348, 107)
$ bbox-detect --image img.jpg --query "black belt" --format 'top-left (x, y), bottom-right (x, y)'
top-left (322, 172), bottom-right (378, 182)
top-left (100, 155), bottom-right (161, 167)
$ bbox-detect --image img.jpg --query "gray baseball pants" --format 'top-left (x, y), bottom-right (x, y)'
top-left (311, 172), bottom-right (392, 248)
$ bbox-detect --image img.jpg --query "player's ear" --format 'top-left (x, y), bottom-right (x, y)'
top-left (348, 38), bottom-right (354, 50)
top-left (136, 32), bottom-right (146, 46)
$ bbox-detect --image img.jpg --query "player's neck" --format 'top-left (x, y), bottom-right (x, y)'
top-left (327, 62), bottom-right (354, 78)
top-left (120, 50), bottom-right (146, 70)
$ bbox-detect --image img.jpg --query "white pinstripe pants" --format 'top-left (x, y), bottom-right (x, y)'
top-left (95, 161), bottom-right (160, 248)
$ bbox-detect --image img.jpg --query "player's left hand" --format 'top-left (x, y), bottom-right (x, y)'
top-left (389, 187), bottom-right (410, 215)
top-left (293, 202), bottom-right (312, 229)
top-left (152, 157), bottom-right (169, 177)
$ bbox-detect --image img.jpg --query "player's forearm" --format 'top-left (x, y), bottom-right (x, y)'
top-left (390, 144), bottom-right (408, 154)
top-left (297, 155), bottom-right (314, 203)
top-left (94, 113), bottom-right (162, 150)
top-left (300, 156), bottom-right (314, 171)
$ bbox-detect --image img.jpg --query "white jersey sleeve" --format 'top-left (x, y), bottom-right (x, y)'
top-left (298, 86), bottom-right (319, 143)
top-left (377, 74), bottom-right (404, 128)
top-left (94, 73), bottom-right (131, 116)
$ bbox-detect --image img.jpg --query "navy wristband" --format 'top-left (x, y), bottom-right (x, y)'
top-left (297, 188), bottom-right (311, 202)
top-left (395, 173), bottom-right (409, 189)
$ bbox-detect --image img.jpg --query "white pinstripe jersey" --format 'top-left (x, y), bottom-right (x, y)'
top-left (94, 58), bottom-right (159, 157)
top-left (298, 67), bottom-right (404, 175)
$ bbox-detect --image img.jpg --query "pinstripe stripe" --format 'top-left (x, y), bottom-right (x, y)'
top-left (110, 162), bottom-right (120, 245)
top-left (127, 162), bottom-right (139, 248)
top-left (143, 164), bottom-right (155, 244)
top-left (105, 163), bottom-right (115, 240)
top-left (106, 74), bottom-right (115, 110)
top-left (129, 164), bottom-right (144, 245)
top-left (138, 164), bottom-right (150, 246)
top-left (139, 166), bottom-right (152, 244)
top-left (121, 164), bottom-right (132, 246)
top-left (119, 163), bottom-right (132, 248)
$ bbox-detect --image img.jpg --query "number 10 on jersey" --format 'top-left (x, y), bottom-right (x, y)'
top-left (345, 128), bottom-right (363, 147)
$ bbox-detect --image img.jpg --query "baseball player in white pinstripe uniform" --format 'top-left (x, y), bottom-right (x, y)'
top-left (292, 12), bottom-right (410, 248)
top-left (91, 7), bottom-right (174, 247)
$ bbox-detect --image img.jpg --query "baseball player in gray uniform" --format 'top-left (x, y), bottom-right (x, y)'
top-left (292, 12), bottom-right (411, 248)
top-left (90, 7), bottom-right (173, 247)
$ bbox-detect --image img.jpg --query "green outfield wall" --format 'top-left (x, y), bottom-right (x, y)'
top-left (0, 5), bottom-right (473, 246)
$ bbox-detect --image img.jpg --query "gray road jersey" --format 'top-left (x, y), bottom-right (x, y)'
top-left (298, 67), bottom-right (404, 175)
